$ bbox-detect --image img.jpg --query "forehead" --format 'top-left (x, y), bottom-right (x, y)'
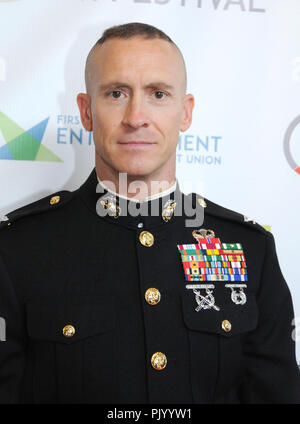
top-left (87, 37), bottom-right (185, 89)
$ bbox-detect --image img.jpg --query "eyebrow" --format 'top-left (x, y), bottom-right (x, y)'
top-left (98, 81), bottom-right (175, 92)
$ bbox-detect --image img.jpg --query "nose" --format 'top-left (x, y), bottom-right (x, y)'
top-left (122, 95), bottom-right (150, 129)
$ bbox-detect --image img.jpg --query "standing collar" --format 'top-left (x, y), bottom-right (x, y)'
top-left (78, 168), bottom-right (187, 230)
top-left (96, 175), bottom-right (177, 203)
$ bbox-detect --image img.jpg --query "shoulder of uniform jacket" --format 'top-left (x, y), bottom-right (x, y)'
top-left (0, 190), bottom-right (74, 230)
top-left (187, 192), bottom-right (267, 235)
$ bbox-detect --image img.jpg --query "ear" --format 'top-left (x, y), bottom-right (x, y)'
top-left (77, 93), bottom-right (93, 131)
top-left (179, 94), bottom-right (194, 132)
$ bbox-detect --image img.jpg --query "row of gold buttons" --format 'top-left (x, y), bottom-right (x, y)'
top-left (139, 231), bottom-right (167, 370)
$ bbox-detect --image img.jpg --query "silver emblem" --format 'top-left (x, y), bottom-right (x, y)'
top-left (100, 195), bottom-right (121, 218)
top-left (186, 284), bottom-right (220, 311)
top-left (225, 284), bottom-right (247, 305)
top-left (162, 199), bottom-right (176, 222)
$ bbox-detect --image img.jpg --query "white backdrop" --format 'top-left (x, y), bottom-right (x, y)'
top-left (0, 0), bottom-right (300, 360)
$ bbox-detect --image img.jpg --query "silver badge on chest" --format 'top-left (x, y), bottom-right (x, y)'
top-left (225, 284), bottom-right (247, 305)
top-left (186, 284), bottom-right (220, 311)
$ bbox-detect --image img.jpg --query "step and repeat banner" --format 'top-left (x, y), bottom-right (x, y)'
top-left (0, 0), bottom-right (300, 360)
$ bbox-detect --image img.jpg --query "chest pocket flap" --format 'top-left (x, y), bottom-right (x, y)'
top-left (181, 291), bottom-right (258, 337)
top-left (26, 295), bottom-right (115, 344)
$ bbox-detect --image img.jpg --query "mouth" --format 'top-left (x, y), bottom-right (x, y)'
top-left (117, 141), bottom-right (157, 147)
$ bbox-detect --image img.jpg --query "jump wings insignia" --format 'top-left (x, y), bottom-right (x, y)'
top-left (177, 229), bottom-right (248, 311)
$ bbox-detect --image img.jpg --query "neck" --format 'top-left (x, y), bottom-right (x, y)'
top-left (95, 164), bottom-right (176, 203)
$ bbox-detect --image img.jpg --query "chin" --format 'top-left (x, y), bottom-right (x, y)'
top-left (118, 167), bottom-right (155, 180)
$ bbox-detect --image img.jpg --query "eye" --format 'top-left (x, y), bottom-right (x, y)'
top-left (109, 90), bottom-right (123, 99)
top-left (154, 91), bottom-right (167, 100)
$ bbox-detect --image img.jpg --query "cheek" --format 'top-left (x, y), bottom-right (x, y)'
top-left (155, 109), bottom-right (182, 140)
top-left (158, 104), bottom-right (182, 126)
top-left (92, 106), bottom-right (120, 139)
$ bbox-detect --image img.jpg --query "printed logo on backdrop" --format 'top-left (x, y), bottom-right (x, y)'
top-left (80, 0), bottom-right (266, 13)
top-left (57, 115), bottom-right (93, 146)
top-left (177, 134), bottom-right (222, 166)
top-left (283, 116), bottom-right (300, 175)
top-left (0, 111), bottom-right (62, 162)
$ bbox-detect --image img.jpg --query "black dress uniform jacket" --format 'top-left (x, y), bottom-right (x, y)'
top-left (0, 168), bottom-right (299, 404)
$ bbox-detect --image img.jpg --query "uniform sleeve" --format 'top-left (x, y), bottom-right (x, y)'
top-left (0, 254), bottom-right (26, 403)
top-left (240, 231), bottom-right (300, 403)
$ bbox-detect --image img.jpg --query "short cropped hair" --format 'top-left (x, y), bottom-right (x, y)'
top-left (84, 22), bottom-right (184, 91)
top-left (95, 22), bottom-right (175, 46)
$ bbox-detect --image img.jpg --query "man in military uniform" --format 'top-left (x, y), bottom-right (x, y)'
top-left (0, 22), bottom-right (300, 404)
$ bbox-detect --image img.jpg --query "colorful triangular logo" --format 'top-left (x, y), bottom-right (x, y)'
top-left (0, 111), bottom-right (62, 162)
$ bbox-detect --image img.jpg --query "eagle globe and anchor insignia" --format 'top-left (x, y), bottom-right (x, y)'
top-left (177, 229), bottom-right (248, 311)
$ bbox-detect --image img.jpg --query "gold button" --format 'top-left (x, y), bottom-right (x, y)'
top-left (139, 231), bottom-right (154, 247)
top-left (151, 352), bottom-right (167, 371)
top-left (222, 320), bottom-right (232, 333)
top-left (145, 288), bottom-right (161, 306)
top-left (50, 195), bottom-right (60, 205)
top-left (63, 325), bottom-right (75, 338)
